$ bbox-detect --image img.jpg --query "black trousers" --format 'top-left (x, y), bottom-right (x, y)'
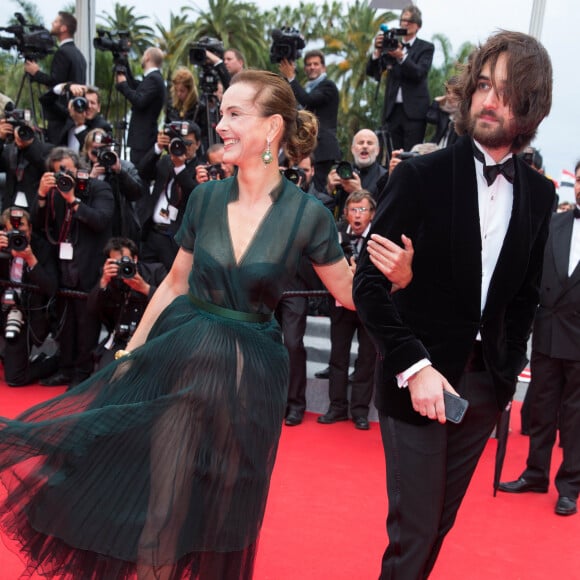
top-left (328, 304), bottom-right (374, 418)
top-left (378, 366), bottom-right (500, 579)
top-left (142, 229), bottom-right (179, 272)
top-left (386, 104), bottom-right (426, 152)
top-left (275, 294), bottom-right (308, 416)
top-left (522, 350), bottom-right (580, 499)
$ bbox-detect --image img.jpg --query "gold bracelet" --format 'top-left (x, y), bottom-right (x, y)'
top-left (114, 349), bottom-right (131, 360)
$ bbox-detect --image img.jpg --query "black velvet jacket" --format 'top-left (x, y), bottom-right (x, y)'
top-left (353, 135), bottom-right (555, 424)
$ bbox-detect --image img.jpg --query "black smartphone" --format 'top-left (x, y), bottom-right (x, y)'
top-left (443, 391), bottom-right (469, 424)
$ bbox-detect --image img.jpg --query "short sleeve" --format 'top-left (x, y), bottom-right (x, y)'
top-left (174, 185), bottom-right (208, 252)
top-left (303, 196), bottom-right (344, 266)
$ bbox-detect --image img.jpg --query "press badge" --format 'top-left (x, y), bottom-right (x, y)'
top-left (59, 241), bottom-right (74, 260)
top-left (167, 205), bottom-right (178, 221)
top-left (15, 192), bottom-right (28, 207)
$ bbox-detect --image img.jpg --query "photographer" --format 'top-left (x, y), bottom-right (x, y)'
top-left (115, 47), bottom-right (166, 166)
top-left (137, 121), bottom-right (201, 270)
top-left (24, 12), bottom-right (87, 145)
top-left (82, 128), bottom-right (146, 244)
top-left (195, 142), bottom-right (233, 184)
top-left (279, 49), bottom-right (341, 191)
top-left (0, 111), bottom-right (53, 210)
top-left (366, 5), bottom-right (433, 151)
top-left (0, 207), bottom-right (58, 386)
top-left (326, 129), bottom-right (387, 219)
top-left (35, 147), bottom-right (114, 387)
top-left (87, 237), bottom-right (166, 369)
top-left (49, 85), bottom-right (113, 150)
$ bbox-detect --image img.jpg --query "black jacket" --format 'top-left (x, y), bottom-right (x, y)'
top-left (354, 135), bottom-right (555, 424)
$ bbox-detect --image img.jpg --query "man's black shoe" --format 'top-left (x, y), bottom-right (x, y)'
top-left (555, 496), bottom-right (577, 516)
top-left (314, 366), bottom-right (330, 380)
top-left (285, 411), bottom-right (303, 426)
top-left (317, 411), bottom-right (348, 424)
top-left (497, 476), bottom-right (548, 494)
top-left (39, 372), bottom-right (72, 387)
top-left (353, 417), bottom-right (370, 430)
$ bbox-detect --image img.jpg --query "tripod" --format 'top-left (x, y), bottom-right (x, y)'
top-left (14, 70), bottom-right (45, 136)
top-left (103, 61), bottom-right (129, 159)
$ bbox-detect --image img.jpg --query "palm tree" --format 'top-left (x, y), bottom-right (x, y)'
top-left (182, 0), bottom-right (269, 69)
top-left (154, 12), bottom-right (192, 77)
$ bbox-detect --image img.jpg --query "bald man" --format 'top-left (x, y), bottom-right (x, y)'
top-left (116, 47), bottom-right (166, 166)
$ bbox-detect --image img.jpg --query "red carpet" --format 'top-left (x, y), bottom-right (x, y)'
top-left (1, 380), bottom-right (579, 579)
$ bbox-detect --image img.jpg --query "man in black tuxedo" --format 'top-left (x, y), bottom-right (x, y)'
top-left (0, 117), bottom-right (53, 211)
top-left (354, 31), bottom-right (555, 578)
top-left (499, 167), bottom-right (580, 517)
top-left (34, 147), bottom-right (114, 388)
top-left (366, 5), bottom-right (434, 152)
top-left (24, 11), bottom-right (87, 146)
top-left (115, 47), bottom-right (166, 167)
top-left (137, 122), bottom-right (202, 271)
top-left (279, 50), bottom-right (341, 191)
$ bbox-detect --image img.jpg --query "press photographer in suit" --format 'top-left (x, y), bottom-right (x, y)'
top-left (279, 50), bottom-right (341, 191)
top-left (0, 208), bottom-right (58, 386)
top-left (355, 31), bottom-right (554, 578)
top-left (366, 5), bottom-right (434, 152)
top-left (87, 237), bottom-right (166, 370)
top-left (24, 11), bottom-right (87, 145)
top-left (34, 147), bottom-right (114, 388)
top-left (115, 47), bottom-right (166, 167)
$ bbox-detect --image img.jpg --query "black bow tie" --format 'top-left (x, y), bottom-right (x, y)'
top-left (574, 206), bottom-right (580, 219)
top-left (402, 42), bottom-right (411, 49)
top-left (472, 143), bottom-right (515, 186)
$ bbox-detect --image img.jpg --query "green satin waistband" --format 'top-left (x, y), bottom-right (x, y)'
top-left (188, 293), bottom-right (273, 323)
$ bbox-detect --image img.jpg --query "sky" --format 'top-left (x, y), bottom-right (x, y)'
top-left (3, 0), bottom-right (579, 200)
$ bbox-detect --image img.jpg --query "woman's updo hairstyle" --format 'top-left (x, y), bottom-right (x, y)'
top-left (229, 70), bottom-right (318, 165)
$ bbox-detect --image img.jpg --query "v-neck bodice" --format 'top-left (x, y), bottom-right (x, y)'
top-left (175, 177), bottom-right (344, 316)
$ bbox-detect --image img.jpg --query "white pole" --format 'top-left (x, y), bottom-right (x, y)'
top-left (75, 0), bottom-right (96, 85)
top-left (528, 0), bottom-right (546, 40)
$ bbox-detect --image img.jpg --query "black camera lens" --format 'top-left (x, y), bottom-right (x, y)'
top-left (169, 138), bottom-right (187, 156)
top-left (6, 231), bottom-right (28, 252)
top-left (71, 96), bottom-right (88, 113)
top-left (15, 124), bottom-right (34, 141)
top-left (55, 171), bottom-right (75, 193)
top-left (116, 256), bottom-right (136, 279)
top-left (336, 161), bottom-right (355, 180)
top-left (97, 148), bottom-right (118, 168)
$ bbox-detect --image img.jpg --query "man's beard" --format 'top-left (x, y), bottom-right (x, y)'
top-left (468, 110), bottom-right (517, 149)
top-left (354, 154), bottom-right (376, 169)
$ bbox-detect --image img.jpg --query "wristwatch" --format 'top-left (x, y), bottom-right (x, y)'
top-left (69, 197), bottom-right (81, 207)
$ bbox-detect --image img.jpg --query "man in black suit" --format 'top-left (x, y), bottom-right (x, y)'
top-left (279, 50), bottom-right (341, 190)
top-left (115, 47), bottom-right (166, 167)
top-left (34, 147), bottom-right (114, 388)
top-left (366, 5), bottom-right (434, 152)
top-left (354, 31), bottom-right (554, 578)
top-left (137, 122), bottom-right (201, 271)
top-left (0, 117), bottom-right (53, 210)
top-left (0, 208), bottom-right (58, 386)
top-left (499, 167), bottom-right (580, 517)
top-left (24, 11), bottom-right (87, 146)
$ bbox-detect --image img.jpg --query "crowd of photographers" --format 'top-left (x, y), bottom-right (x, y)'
top-left (0, 6), bottom-right (554, 409)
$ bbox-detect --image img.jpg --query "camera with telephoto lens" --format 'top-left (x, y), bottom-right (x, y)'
top-left (189, 37), bottom-right (224, 66)
top-left (115, 255), bottom-right (137, 279)
top-left (269, 27), bottom-right (306, 64)
top-left (54, 167), bottom-right (76, 193)
top-left (4, 105), bottom-right (35, 142)
top-left (70, 95), bottom-right (88, 113)
top-left (92, 132), bottom-right (118, 169)
top-left (335, 161), bottom-right (358, 180)
top-left (0, 12), bottom-right (55, 61)
top-left (93, 29), bottom-right (131, 74)
top-left (1, 288), bottom-right (24, 341)
top-left (2, 209), bottom-right (28, 252)
top-left (164, 121), bottom-right (191, 156)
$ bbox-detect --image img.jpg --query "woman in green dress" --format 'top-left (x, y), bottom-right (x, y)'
top-left (0, 70), bottom-right (357, 579)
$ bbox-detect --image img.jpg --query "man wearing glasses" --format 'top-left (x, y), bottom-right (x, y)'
top-left (366, 5), bottom-right (434, 152)
top-left (318, 190), bottom-right (377, 430)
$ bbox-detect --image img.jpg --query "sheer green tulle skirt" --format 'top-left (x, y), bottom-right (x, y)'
top-left (0, 295), bottom-right (288, 579)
